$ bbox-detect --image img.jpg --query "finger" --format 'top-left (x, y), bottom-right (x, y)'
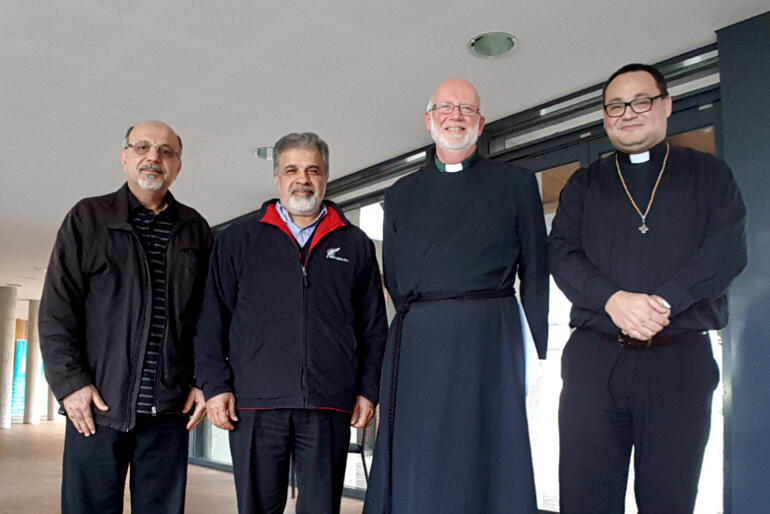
top-left (82, 409), bottom-right (96, 436)
top-left (350, 404), bottom-right (361, 427)
top-left (641, 319), bottom-right (666, 333)
top-left (650, 295), bottom-right (672, 311)
top-left (186, 402), bottom-right (206, 431)
top-left (217, 409), bottom-right (233, 429)
top-left (68, 413), bottom-right (85, 435)
top-left (358, 407), bottom-right (373, 428)
top-left (227, 400), bottom-right (239, 422)
top-left (213, 414), bottom-right (233, 430)
top-left (182, 393), bottom-right (195, 414)
top-left (645, 296), bottom-right (669, 314)
top-left (647, 309), bottom-right (670, 324)
top-left (91, 389), bottom-right (109, 412)
top-left (353, 405), bottom-right (373, 428)
top-left (626, 324), bottom-right (653, 340)
top-left (364, 409), bottom-right (374, 427)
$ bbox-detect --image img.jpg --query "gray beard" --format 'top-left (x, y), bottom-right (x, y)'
top-left (286, 194), bottom-right (319, 216)
top-left (137, 173), bottom-right (164, 191)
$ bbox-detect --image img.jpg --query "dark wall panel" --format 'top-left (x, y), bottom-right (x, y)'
top-left (717, 11), bottom-right (770, 514)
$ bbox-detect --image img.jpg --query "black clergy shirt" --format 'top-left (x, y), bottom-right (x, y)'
top-left (548, 141), bottom-right (747, 337)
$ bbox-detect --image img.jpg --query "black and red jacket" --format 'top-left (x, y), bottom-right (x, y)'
top-left (194, 200), bottom-right (387, 412)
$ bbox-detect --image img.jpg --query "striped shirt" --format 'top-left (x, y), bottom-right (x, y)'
top-left (129, 194), bottom-right (177, 415)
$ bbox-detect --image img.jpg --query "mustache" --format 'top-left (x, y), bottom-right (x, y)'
top-left (290, 185), bottom-right (315, 195)
top-left (139, 163), bottom-right (163, 173)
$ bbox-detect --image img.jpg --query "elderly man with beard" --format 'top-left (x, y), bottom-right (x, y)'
top-left (39, 121), bottom-right (212, 513)
top-left (364, 78), bottom-right (549, 514)
top-left (194, 132), bottom-right (387, 514)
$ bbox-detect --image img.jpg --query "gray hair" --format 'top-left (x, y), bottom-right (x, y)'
top-left (273, 132), bottom-right (329, 176)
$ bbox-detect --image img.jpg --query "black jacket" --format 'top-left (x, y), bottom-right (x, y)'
top-left (194, 200), bottom-right (388, 412)
top-left (39, 184), bottom-right (212, 431)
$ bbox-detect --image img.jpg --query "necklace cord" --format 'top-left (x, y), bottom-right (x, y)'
top-left (615, 142), bottom-right (670, 224)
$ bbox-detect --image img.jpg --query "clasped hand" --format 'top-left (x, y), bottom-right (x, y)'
top-left (605, 291), bottom-right (671, 340)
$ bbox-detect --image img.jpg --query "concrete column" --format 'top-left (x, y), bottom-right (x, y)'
top-left (0, 287), bottom-right (18, 429)
top-left (23, 300), bottom-right (43, 424)
top-left (47, 388), bottom-right (57, 420)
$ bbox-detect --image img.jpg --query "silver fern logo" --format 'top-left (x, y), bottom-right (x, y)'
top-left (325, 247), bottom-right (349, 262)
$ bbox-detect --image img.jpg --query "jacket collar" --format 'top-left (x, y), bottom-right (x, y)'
top-left (105, 183), bottom-right (189, 229)
top-left (260, 199), bottom-right (349, 254)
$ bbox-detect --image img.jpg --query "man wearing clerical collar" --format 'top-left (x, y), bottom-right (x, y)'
top-left (365, 79), bottom-right (549, 513)
top-left (549, 64), bottom-right (747, 513)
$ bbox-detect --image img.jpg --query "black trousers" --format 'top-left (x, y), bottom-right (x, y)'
top-left (559, 329), bottom-right (719, 514)
top-left (61, 414), bottom-right (189, 514)
top-left (229, 409), bottom-right (351, 514)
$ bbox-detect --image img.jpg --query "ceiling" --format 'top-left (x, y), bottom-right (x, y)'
top-left (2, 1), bottom-right (768, 317)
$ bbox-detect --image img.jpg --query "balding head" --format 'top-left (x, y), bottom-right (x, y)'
top-left (123, 121), bottom-right (182, 153)
top-left (427, 78), bottom-right (482, 112)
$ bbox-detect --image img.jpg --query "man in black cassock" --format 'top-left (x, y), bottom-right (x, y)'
top-left (549, 64), bottom-right (747, 513)
top-left (364, 78), bottom-right (549, 514)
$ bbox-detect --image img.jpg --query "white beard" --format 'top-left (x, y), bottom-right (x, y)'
top-left (286, 193), bottom-right (319, 216)
top-left (430, 117), bottom-right (480, 151)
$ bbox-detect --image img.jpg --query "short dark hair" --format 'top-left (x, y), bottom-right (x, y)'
top-left (602, 63), bottom-right (669, 102)
top-left (273, 132), bottom-right (329, 176)
top-left (122, 123), bottom-right (183, 153)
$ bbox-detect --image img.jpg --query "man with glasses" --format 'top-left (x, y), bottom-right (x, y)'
top-left (39, 120), bottom-right (212, 513)
top-left (549, 64), bottom-right (747, 513)
top-left (365, 78), bottom-right (549, 513)
top-left (194, 132), bottom-right (387, 514)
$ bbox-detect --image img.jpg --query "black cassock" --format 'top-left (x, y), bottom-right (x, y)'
top-left (365, 154), bottom-right (549, 514)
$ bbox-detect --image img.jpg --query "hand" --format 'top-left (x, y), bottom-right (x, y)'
top-left (182, 387), bottom-right (207, 431)
top-left (650, 294), bottom-right (672, 310)
top-left (61, 384), bottom-right (109, 437)
top-left (350, 396), bottom-right (375, 429)
top-left (206, 392), bottom-right (238, 430)
top-left (605, 290), bottom-right (671, 340)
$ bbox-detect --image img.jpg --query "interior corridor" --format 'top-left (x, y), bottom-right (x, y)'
top-left (0, 421), bottom-right (364, 514)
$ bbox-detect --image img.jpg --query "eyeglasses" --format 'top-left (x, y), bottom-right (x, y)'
top-left (125, 141), bottom-right (181, 159)
top-left (603, 95), bottom-right (665, 118)
top-left (429, 102), bottom-right (481, 116)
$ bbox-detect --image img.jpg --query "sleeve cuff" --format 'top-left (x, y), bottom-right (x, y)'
top-left (653, 283), bottom-right (693, 316)
top-left (52, 373), bottom-right (92, 402)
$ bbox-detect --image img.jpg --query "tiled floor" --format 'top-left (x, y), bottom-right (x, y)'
top-left (0, 420), bottom-right (364, 513)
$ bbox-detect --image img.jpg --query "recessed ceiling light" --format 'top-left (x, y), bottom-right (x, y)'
top-left (253, 146), bottom-right (274, 160)
top-left (467, 31), bottom-right (518, 59)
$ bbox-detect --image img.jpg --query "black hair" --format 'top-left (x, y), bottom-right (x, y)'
top-left (602, 63), bottom-right (668, 102)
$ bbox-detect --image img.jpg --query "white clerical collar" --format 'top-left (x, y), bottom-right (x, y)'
top-left (434, 151), bottom-right (478, 173)
top-left (629, 151), bottom-right (650, 164)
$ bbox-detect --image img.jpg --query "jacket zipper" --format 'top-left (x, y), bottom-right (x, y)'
top-left (264, 210), bottom-right (344, 410)
top-left (282, 234), bottom-right (314, 409)
top-left (150, 221), bottom-right (186, 415)
top-left (125, 228), bottom-right (152, 431)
